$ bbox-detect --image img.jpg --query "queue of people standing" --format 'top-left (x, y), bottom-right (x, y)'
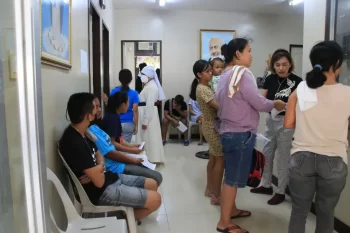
top-left (191, 38), bottom-right (349, 233)
top-left (98, 37), bottom-right (349, 233)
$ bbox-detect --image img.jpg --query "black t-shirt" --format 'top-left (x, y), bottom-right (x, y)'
top-left (135, 75), bottom-right (143, 94)
top-left (102, 113), bottom-right (122, 143)
top-left (59, 125), bottom-right (118, 205)
top-left (164, 98), bottom-right (187, 117)
top-left (264, 73), bottom-right (302, 102)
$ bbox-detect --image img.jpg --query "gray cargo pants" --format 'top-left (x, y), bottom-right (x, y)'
top-left (261, 115), bottom-right (294, 194)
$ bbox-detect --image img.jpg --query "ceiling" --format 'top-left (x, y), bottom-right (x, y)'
top-left (113, 0), bottom-right (304, 15)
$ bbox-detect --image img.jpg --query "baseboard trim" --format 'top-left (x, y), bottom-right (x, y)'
top-left (272, 175), bottom-right (350, 233)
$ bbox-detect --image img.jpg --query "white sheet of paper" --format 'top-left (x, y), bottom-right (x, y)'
top-left (177, 121), bottom-right (188, 133)
top-left (125, 153), bottom-right (147, 160)
top-left (256, 133), bottom-right (271, 145)
top-left (141, 158), bottom-right (156, 170)
top-left (271, 108), bottom-right (285, 120)
top-left (80, 49), bottom-right (88, 74)
top-left (139, 142), bottom-right (145, 150)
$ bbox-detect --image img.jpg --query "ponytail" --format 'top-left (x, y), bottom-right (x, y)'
top-left (189, 78), bottom-right (199, 101)
top-left (191, 59), bottom-right (210, 101)
top-left (121, 84), bottom-right (129, 91)
top-left (306, 65), bottom-right (326, 89)
top-left (306, 41), bottom-right (344, 89)
top-left (221, 38), bottom-right (249, 65)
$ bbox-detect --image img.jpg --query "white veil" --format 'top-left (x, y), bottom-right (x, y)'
top-left (141, 66), bottom-right (166, 101)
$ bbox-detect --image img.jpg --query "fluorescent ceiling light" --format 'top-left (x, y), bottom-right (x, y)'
top-left (289, 0), bottom-right (304, 5)
top-left (159, 0), bottom-right (166, 7)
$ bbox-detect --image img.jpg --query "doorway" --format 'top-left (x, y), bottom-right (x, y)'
top-left (102, 23), bottom-right (110, 95)
top-left (121, 41), bottom-right (162, 89)
top-left (121, 40), bottom-right (163, 121)
top-left (90, 4), bottom-right (101, 99)
top-left (289, 44), bottom-right (303, 78)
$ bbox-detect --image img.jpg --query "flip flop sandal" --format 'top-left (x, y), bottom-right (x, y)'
top-left (231, 210), bottom-right (252, 219)
top-left (204, 188), bottom-right (212, 197)
top-left (217, 224), bottom-right (249, 233)
top-left (195, 150), bottom-right (209, 159)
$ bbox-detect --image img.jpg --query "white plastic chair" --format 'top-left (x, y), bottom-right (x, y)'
top-left (57, 144), bottom-right (137, 233)
top-left (166, 124), bottom-right (181, 141)
top-left (188, 103), bottom-right (198, 142)
top-left (47, 168), bottom-right (127, 233)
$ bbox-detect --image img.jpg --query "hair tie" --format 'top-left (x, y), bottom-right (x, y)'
top-left (314, 64), bottom-right (322, 70)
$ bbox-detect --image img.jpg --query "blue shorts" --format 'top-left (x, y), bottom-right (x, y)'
top-left (220, 132), bottom-right (256, 188)
top-left (98, 174), bottom-right (147, 208)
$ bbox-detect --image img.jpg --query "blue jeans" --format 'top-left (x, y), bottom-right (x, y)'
top-left (220, 132), bottom-right (256, 188)
top-left (121, 123), bottom-right (134, 143)
top-left (288, 152), bottom-right (347, 233)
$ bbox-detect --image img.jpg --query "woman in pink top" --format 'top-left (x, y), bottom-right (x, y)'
top-left (215, 38), bottom-right (285, 233)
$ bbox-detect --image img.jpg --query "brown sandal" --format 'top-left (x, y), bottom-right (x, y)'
top-left (204, 188), bottom-right (212, 197)
top-left (231, 210), bottom-right (251, 219)
top-left (217, 224), bottom-right (249, 233)
top-left (211, 194), bottom-right (220, 206)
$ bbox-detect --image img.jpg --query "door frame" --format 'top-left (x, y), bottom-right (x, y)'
top-left (121, 40), bottom-right (162, 80)
top-left (289, 44), bottom-right (303, 54)
top-left (11, 0), bottom-right (49, 232)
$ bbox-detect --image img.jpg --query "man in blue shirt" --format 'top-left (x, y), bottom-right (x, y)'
top-left (88, 97), bottom-right (162, 186)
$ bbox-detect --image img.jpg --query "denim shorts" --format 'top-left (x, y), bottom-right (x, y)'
top-left (98, 174), bottom-right (147, 208)
top-left (221, 132), bottom-right (256, 188)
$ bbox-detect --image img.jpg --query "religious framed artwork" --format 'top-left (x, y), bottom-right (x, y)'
top-left (200, 29), bottom-right (236, 61)
top-left (41, 0), bottom-right (72, 69)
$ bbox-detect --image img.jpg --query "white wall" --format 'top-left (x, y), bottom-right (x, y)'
top-left (114, 9), bottom-right (304, 101)
top-left (41, 0), bottom-right (116, 227)
top-left (302, 0), bottom-right (327, 76)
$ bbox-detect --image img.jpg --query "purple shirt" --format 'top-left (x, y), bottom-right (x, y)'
top-left (215, 69), bottom-right (274, 134)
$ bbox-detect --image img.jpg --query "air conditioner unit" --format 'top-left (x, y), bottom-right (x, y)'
top-left (138, 42), bottom-right (154, 50)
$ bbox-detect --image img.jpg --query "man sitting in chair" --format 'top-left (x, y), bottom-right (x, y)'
top-left (59, 92), bottom-right (161, 221)
top-left (89, 95), bottom-right (162, 186)
top-left (161, 95), bottom-right (189, 146)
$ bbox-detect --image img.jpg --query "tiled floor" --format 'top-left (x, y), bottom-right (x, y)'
top-left (137, 141), bottom-right (337, 233)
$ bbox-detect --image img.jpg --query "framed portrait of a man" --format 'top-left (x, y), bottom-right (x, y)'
top-left (41, 0), bottom-right (72, 69)
top-left (200, 29), bottom-right (236, 61)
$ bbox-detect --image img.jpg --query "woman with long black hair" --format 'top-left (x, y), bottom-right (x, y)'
top-left (109, 69), bottom-right (140, 143)
top-left (285, 41), bottom-right (350, 233)
top-left (191, 60), bottom-right (224, 206)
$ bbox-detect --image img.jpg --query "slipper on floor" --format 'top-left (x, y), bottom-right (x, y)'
top-left (195, 150), bottom-right (209, 159)
top-left (217, 224), bottom-right (249, 233)
top-left (231, 210), bottom-right (251, 219)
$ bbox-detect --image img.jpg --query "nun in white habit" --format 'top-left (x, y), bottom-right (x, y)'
top-left (135, 66), bottom-right (166, 163)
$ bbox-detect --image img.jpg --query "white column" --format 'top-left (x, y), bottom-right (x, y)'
top-left (302, 0), bottom-right (328, 77)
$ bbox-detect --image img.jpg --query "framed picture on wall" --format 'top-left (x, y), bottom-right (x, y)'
top-left (41, 0), bottom-right (72, 69)
top-left (200, 29), bottom-right (236, 61)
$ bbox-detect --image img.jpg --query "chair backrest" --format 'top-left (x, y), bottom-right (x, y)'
top-left (57, 142), bottom-right (96, 209)
top-left (46, 168), bottom-right (81, 225)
